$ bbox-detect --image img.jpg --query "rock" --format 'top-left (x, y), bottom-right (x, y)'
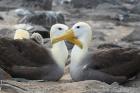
top-left (30, 25), bottom-right (50, 38)
top-left (71, 0), bottom-right (99, 8)
top-left (122, 0), bottom-right (138, 3)
top-left (21, 0), bottom-right (52, 10)
top-left (53, 0), bottom-right (72, 5)
top-left (93, 31), bottom-right (106, 41)
top-left (114, 12), bottom-right (129, 22)
top-left (0, 81), bottom-right (26, 93)
top-left (14, 24), bottom-right (50, 38)
top-left (3, 80), bottom-right (140, 93)
top-left (0, 68), bottom-right (11, 80)
top-left (18, 11), bottom-right (65, 34)
top-left (121, 28), bottom-right (140, 42)
top-left (14, 8), bottom-right (35, 17)
top-left (71, 0), bottom-right (121, 8)
top-left (44, 11), bottom-right (65, 26)
top-left (0, 16), bottom-right (4, 20)
top-left (95, 3), bottom-right (120, 10)
top-left (14, 24), bottom-right (34, 31)
top-left (18, 13), bottom-right (47, 27)
top-left (62, 0), bottom-right (72, 5)
top-left (0, 0), bottom-right (52, 11)
top-left (53, 0), bottom-right (62, 5)
top-left (0, 28), bottom-right (15, 38)
top-left (131, 2), bottom-right (140, 14)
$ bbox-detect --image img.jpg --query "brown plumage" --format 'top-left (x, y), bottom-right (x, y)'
top-left (0, 38), bottom-right (62, 80)
top-left (87, 47), bottom-right (140, 79)
top-left (0, 24), bottom-right (69, 80)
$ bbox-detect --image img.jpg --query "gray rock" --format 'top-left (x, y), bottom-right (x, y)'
top-left (21, 0), bottom-right (52, 10)
top-left (121, 28), bottom-right (140, 42)
top-left (71, 0), bottom-right (121, 8)
top-left (18, 13), bottom-right (47, 27)
top-left (0, 0), bottom-right (52, 11)
top-left (93, 31), bottom-right (106, 41)
top-left (71, 0), bottom-right (99, 8)
top-left (0, 16), bottom-right (4, 20)
top-left (14, 8), bottom-right (35, 17)
top-left (14, 24), bottom-right (50, 38)
top-left (18, 11), bottom-right (65, 33)
top-left (30, 25), bottom-right (50, 38)
top-left (0, 28), bottom-right (15, 38)
top-left (53, 0), bottom-right (71, 5)
top-left (131, 2), bottom-right (140, 14)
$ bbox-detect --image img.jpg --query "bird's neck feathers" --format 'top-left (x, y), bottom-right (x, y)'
top-left (51, 41), bottom-right (68, 70)
top-left (70, 34), bottom-right (91, 69)
top-left (14, 29), bottom-right (30, 40)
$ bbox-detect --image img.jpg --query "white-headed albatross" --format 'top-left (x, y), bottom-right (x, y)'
top-left (52, 22), bottom-right (140, 84)
top-left (0, 24), bottom-right (68, 81)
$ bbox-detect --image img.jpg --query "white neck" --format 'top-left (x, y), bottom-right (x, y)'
top-left (70, 34), bottom-right (91, 72)
top-left (51, 41), bottom-right (68, 70)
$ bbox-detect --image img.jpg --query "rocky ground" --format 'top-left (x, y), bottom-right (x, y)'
top-left (1, 0), bottom-right (140, 93)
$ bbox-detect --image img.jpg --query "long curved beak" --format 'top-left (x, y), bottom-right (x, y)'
top-left (52, 29), bottom-right (83, 49)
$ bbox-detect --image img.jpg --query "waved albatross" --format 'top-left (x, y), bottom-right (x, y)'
top-left (52, 22), bottom-right (140, 84)
top-left (0, 24), bottom-right (68, 81)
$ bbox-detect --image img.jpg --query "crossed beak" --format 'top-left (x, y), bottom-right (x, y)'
top-left (52, 29), bottom-right (83, 49)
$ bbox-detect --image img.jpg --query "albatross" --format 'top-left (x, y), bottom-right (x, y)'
top-left (0, 24), bottom-right (68, 81)
top-left (52, 22), bottom-right (140, 84)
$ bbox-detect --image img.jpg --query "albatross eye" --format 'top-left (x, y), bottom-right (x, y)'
top-left (58, 27), bottom-right (62, 30)
top-left (76, 26), bottom-right (80, 29)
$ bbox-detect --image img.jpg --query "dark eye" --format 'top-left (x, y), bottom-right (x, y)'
top-left (76, 26), bottom-right (80, 29)
top-left (58, 28), bottom-right (62, 30)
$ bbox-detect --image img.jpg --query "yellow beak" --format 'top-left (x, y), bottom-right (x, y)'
top-left (52, 29), bottom-right (83, 49)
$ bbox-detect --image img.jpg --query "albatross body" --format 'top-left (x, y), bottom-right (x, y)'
top-left (52, 22), bottom-right (140, 84)
top-left (0, 24), bottom-right (68, 81)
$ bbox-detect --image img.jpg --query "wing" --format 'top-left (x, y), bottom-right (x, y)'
top-left (11, 64), bottom-right (62, 81)
top-left (82, 67), bottom-right (127, 84)
top-left (86, 47), bottom-right (140, 78)
top-left (12, 39), bottom-right (55, 66)
top-left (0, 38), bottom-right (37, 67)
top-left (0, 38), bottom-right (55, 66)
top-left (91, 48), bottom-right (140, 69)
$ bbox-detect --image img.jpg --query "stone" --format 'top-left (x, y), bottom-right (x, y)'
top-left (0, 16), bottom-right (4, 20)
top-left (0, 0), bottom-right (52, 11)
top-left (71, 0), bottom-right (121, 8)
top-left (21, 0), bottom-right (53, 10)
top-left (0, 28), bottom-right (15, 38)
top-left (0, 68), bottom-right (11, 80)
top-left (121, 28), bottom-right (140, 42)
top-left (18, 11), bottom-right (65, 38)
top-left (19, 11), bottom-right (65, 30)
top-left (14, 8), bottom-right (35, 17)
top-left (30, 25), bottom-right (50, 38)
top-left (1, 80), bottom-right (140, 93)
top-left (131, 2), bottom-right (140, 14)
top-left (18, 13), bottom-right (47, 27)
top-left (93, 31), bottom-right (106, 41)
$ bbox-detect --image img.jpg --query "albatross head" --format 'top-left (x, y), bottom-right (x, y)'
top-left (52, 22), bottom-right (92, 49)
top-left (50, 24), bottom-right (69, 44)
